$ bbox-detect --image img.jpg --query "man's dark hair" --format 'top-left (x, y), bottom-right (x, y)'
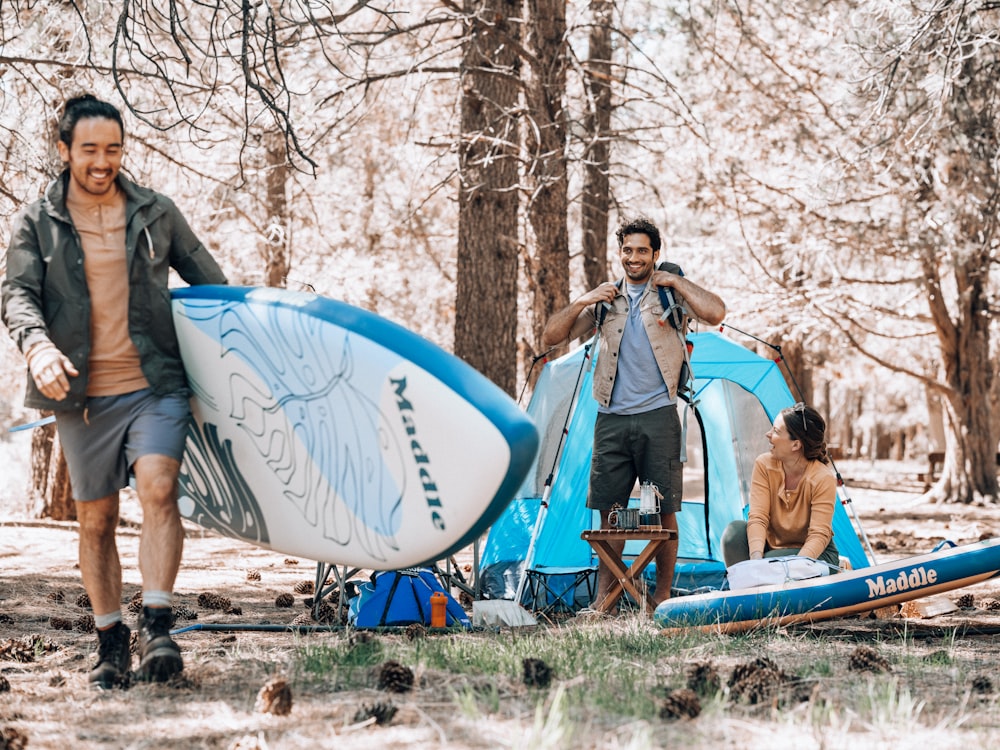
top-left (615, 216), bottom-right (662, 252)
top-left (57, 94), bottom-right (124, 147)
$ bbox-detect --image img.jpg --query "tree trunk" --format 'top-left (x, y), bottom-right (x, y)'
top-left (581, 0), bottom-right (613, 293)
top-left (262, 129), bottom-right (290, 288)
top-left (775, 337), bottom-right (812, 406)
top-left (455, 1), bottom-right (521, 394)
top-left (931, 248), bottom-right (998, 503)
top-left (31, 417), bottom-right (75, 521)
top-left (524, 0), bottom-right (569, 356)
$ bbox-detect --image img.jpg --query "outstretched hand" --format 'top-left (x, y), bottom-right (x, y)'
top-left (28, 343), bottom-right (79, 401)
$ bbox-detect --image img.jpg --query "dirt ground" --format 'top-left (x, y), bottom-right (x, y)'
top-left (4, 459), bottom-right (1000, 749)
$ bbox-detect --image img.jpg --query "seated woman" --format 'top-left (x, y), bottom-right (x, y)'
top-left (721, 402), bottom-right (840, 570)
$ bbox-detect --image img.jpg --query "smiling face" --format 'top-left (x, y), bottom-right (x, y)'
top-left (56, 116), bottom-right (123, 197)
top-left (766, 413), bottom-right (801, 461)
top-left (619, 232), bottom-right (659, 283)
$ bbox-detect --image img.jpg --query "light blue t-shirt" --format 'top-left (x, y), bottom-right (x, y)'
top-left (601, 282), bottom-right (674, 415)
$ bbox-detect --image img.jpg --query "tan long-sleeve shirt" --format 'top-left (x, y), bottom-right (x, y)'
top-left (66, 182), bottom-right (150, 396)
top-left (746, 454), bottom-right (836, 560)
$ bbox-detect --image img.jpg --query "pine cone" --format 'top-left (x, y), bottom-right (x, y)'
top-left (730, 669), bottom-right (779, 705)
top-left (254, 677), bottom-right (293, 716)
top-left (0, 675), bottom-right (9, 693)
top-left (313, 602), bottom-right (338, 625)
top-left (49, 616), bottom-right (74, 631)
top-left (459, 591), bottom-right (474, 609)
top-left (522, 657), bottom-right (552, 688)
top-left (0, 726), bottom-right (29, 750)
top-left (0, 639), bottom-right (32, 663)
top-left (290, 613), bottom-right (313, 626)
top-left (848, 645), bottom-right (890, 673)
top-left (729, 657), bottom-right (787, 705)
top-left (293, 580), bottom-right (314, 595)
top-left (972, 674), bottom-right (993, 694)
top-left (377, 660), bottom-right (414, 693)
top-left (47, 590), bottom-right (65, 603)
top-left (728, 656), bottom-right (784, 687)
top-left (124, 591), bottom-right (141, 613)
top-left (0, 614), bottom-right (12, 625)
top-left (954, 592), bottom-right (975, 609)
top-left (246, 569), bottom-right (261, 582)
top-left (74, 614), bottom-right (95, 633)
top-left (0, 635), bottom-right (58, 663)
top-left (686, 661), bottom-right (720, 696)
top-left (985, 598), bottom-right (1000, 611)
top-left (198, 592), bottom-right (232, 611)
top-left (75, 592), bottom-right (91, 609)
top-left (353, 701), bottom-right (398, 726)
top-left (130, 630), bottom-right (140, 655)
top-left (275, 593), bottom-right (295, 608)
top-left (405, 623), bottom-right (427, 641)
top-left (174, 604), bottom-right (199, 621)
top-left (658, 688), bottom-right (701, 720)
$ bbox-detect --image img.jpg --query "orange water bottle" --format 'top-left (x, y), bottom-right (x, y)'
top-left (430, 591), bottom-right (448, 628)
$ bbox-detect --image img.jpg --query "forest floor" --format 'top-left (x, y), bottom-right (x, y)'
top-left (4, 451), bottom-right (1000, 749)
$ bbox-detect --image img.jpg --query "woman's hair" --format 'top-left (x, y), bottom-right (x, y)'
top-left (782, 403), bottom-right (829, 464)
top-left (57, 94), bottom-right (124, 147)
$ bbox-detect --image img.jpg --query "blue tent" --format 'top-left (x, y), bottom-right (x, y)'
top-left (480, 331), bottom-right (872, 608)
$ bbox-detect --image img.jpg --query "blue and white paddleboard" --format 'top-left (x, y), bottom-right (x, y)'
top-left (171, 286), bottom-right (538, 570)
top-left (654, 538), bottom-right (1000, 634)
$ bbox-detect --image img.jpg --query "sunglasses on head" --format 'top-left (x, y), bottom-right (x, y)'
top-left (791, 402), bottom-right (807, 434)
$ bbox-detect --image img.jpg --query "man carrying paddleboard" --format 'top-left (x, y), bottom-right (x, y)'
top-left (1, 95), bottom-right (227, 688)
top-left (542, 217), bottom-right (725, 610)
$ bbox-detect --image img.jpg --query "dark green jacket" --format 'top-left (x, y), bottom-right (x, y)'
top-left (1, 172), bottom-right (228, 410)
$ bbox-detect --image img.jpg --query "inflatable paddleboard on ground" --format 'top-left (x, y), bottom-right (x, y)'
top-left (654, 538), bottom-right (1000, 634)
top-left (171, 286), bottom-right (538, 570)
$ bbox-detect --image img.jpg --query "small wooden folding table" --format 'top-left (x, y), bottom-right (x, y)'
top-left (580, 528), bottom-right (678, 614)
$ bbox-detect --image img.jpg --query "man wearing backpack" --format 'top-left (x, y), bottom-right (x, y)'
top-left (542, 216), bottom-right (725, 610)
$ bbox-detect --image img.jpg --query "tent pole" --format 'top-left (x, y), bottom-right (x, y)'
top-left (514, 333), bottom-right (597, 607)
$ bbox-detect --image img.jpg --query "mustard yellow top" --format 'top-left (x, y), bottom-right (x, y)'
top-left (746, 453), bottom-right (836, 559)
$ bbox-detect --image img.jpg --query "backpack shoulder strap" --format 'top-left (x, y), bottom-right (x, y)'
top-left (595, 277), bottom-right (625, 328)
top-left (655, 262), bottom-right (686, 330)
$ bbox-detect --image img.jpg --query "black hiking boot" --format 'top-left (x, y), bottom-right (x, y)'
top-left (137, 606), bottom-right (183, 683)
top-left (89, 621), bottom-right (131, 690)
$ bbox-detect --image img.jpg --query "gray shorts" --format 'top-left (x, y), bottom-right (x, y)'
top-left (55, 389), bottom-right (191, 501)
top-left (587, 404), bottom-right (683, 513)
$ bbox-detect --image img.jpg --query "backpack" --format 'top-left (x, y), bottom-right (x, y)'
top-left (595, 261), bottom-right (694, 397)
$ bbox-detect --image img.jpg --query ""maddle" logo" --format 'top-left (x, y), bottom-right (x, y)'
top-left (390, 376), bottom-right (446, 532)
top-left (865, 566), bottom-right (938, 598)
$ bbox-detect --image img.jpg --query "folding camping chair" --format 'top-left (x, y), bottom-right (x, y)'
top-left (430, 536), bottom-right (482, 599)
top-left (522, 565), bottom-right (598, 615)
top-left (312, 562), bottom-right (363, 623)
